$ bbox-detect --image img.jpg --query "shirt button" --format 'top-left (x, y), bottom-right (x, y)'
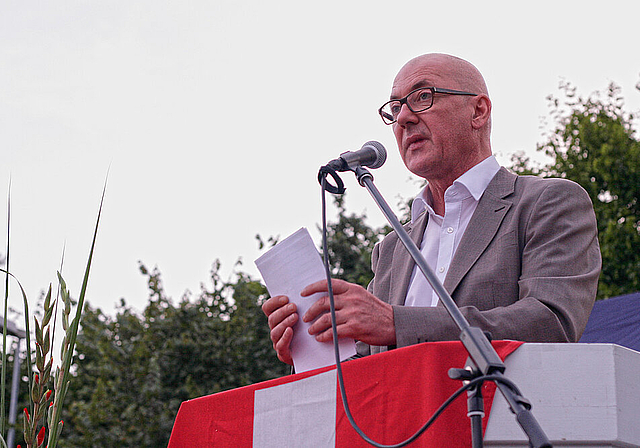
top-left (438, 267), bottom-right (445, 273)
top-left (447, 227), bottom-right (454, 233)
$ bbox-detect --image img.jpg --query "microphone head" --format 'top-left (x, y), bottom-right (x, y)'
top-left (362, 141), bottom-right (387, 169)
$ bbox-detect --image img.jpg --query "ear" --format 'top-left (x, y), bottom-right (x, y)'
top-left (471, 94), bottom-right (491, 130)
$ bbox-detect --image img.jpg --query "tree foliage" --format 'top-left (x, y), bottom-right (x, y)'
top-left (58, 262), bottom-right (288, 448)
top-left (322, 195), bottom-right (390, 287)
top-left (512, 81), bottom-right (640, 299)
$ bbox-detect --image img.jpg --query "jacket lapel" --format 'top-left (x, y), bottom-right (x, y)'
top-left (443, 167), bottom-right (515, 295)
top-left (389, 211), bottom-right (429, 306)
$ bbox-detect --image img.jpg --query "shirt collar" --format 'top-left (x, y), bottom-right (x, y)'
top-left (410, 155), bottom-right (501, 223)
top-left (452, 155), bottom-right (501, 201)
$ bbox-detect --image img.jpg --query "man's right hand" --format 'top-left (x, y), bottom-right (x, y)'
top-left (261, 295), bottom-right (298, 365)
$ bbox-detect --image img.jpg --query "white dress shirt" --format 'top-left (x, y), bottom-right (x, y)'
top-left (404, 156), bottom-right (501, 307)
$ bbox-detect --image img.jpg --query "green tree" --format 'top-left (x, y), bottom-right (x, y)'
top-left (512, 81), bottom-right (640, 299)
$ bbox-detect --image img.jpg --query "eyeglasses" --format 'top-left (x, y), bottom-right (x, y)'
top-left (378, 87), bottom-right (478, 125)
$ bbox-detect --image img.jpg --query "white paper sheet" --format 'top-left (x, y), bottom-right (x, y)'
top-left (255, 227), bottom-right (357, 373)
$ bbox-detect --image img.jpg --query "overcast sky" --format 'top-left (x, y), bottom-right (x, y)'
top-left (2, 1), bottom-right (639, 323)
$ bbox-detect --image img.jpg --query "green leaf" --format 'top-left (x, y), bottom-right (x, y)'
top-left (35, 316), bottom-right (43, 346)
top-left (43, 284), bottom-right (53, 324)
top-left (44, 326), bottom-right (51, 355)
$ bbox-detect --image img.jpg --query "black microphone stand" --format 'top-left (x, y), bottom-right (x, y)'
top-left (348, 165), bottom-right (552, 448)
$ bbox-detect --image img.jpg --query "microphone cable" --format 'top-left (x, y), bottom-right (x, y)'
top-left (319, 174), bottom-right (522, 447)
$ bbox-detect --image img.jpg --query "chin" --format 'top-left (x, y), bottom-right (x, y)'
top-left (405, 162), bottom-right (432, 180)
top-left (401, 153), bottom-right (431, 176)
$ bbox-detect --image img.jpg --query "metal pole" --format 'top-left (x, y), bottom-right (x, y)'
top-left (7, 338), bottom-right (22, 448)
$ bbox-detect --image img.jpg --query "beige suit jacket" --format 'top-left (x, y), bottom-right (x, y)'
top-left (359, 168), bottom-right (601, 356)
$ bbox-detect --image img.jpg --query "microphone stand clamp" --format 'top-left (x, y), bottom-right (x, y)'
top-left (318, 164), bottom-right (346, 195)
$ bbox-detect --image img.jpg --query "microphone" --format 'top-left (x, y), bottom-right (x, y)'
top-left (325, 141), bottom-right (387, 172)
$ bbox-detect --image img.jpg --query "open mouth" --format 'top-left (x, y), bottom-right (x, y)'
top-left (405, 135), bottom-right (427, 151)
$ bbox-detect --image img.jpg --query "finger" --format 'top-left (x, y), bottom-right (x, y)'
top-left (301, 278), bottom-right (347, 297)
top-left (314, 321), bottom-right (345, 343)
top-left (300, 279), bottom-right (327, 297)
top-left (269, 308), bottom-right (298, 346)
top-left (267, 301), bottom-right (297, 331)
top-left (307, 308), bottom-right (341, 336)
top-left (262, 295), bottom-right (289, 316)
top-left (302, 295), bottom-right (332, 323)
top-left (314, 327), bottom-right (335, 343)
top-left (275, 326), bottom-right (294, 365)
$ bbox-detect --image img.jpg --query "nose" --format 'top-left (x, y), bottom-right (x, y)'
top-left (395, 103), bottom-right (418, 127)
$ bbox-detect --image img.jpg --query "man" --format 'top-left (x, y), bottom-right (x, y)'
top-left (262, 53), bottom-right (601, 365)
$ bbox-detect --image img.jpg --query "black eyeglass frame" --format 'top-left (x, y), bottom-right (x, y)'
top-left (378, 87), bottom-right (478, 125)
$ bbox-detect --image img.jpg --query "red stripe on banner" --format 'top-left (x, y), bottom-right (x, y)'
top-left (167, 383), bottom-right (255, 447)
top-left (335, 341), bottom-right (522, 447)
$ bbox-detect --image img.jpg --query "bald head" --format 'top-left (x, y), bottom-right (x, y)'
top-left (396, 53), bottom-right (489, 98)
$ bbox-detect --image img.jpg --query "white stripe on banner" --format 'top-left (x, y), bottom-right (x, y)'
top-left (253, 369), bottom-right (337, 447)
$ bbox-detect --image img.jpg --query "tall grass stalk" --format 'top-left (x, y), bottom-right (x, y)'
top-left (1, 180), bottom-right (105, 448)
top-left (1, 182), bottom-right (35, 447)
top-left (1, 181), bottom-right (11, 441)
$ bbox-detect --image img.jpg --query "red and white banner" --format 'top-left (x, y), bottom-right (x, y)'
top-left (168, 341), bottom-right (522, 447)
